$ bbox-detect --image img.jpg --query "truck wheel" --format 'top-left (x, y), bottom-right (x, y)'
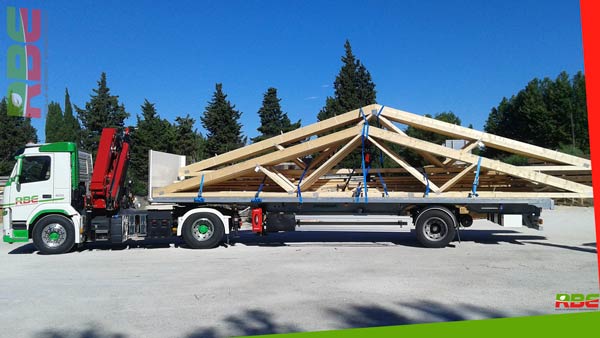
top-left (182, 213), bottom-right (224, 249)
top-left (32, 215), bottom-right (76, 254)
top-left (415, 207), bottom-right (456, 248)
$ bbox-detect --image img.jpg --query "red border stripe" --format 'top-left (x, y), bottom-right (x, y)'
top-left (580, 0), bottom-right (600, 289)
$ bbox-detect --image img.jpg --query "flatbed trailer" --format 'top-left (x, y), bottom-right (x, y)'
top-left (2, 104), bottom-right (590, 254)
top-left (147, 195), bottom-right (549, 248)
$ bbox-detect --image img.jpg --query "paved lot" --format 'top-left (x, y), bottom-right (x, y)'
top-left (0, 206), bottom-right (598, 338)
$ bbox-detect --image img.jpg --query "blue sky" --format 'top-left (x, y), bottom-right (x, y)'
top-left (1, 0), bottom-right (584, 143)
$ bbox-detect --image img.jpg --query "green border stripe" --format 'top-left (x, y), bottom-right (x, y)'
top-left (244, 312), bottom-right (600, 337)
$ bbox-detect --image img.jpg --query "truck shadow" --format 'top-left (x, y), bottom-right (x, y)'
top-left (9, 230), bottom-right (551, 254)
top-left (7, 238), bottom-right (186, 255)
top-left (235, 230), bottom-right (547, 248)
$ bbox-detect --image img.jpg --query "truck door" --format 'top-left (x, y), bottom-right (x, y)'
top-left (10, 154), bottom-right (54, 222)
top-left (52, 152), bottom-right (71, 207)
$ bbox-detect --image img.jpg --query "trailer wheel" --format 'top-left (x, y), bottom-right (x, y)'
top-left (182, 213), bottom-right (224, 249)
top-left (32, 215), bottom-right (76, 255)
top-left (415, 207), bottom-right (456, 248)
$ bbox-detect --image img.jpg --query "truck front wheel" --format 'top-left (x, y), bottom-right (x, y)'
top-left (32, 215), bottom-right (76, 254)
top-left (182, 213), bottom-right (225, 249)
top-left (415, 207), bottom-right (457, 248)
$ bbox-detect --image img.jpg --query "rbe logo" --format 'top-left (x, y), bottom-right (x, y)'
top-left (555, 293), bottom-right (599, 310)
top-left (5, 7), bottom-right (44, 118)
top-left (15, 195), bottom-right (38, 205)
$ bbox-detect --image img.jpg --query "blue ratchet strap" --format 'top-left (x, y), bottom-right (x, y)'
top-left (252, 176), bottom-right (267, 204)
top-left (194, 174), bottom-right (205, 203)
top-left (471, 156), bottom-right (482, 197)
top-left (422, 170), bottom-right (430, 197)
top-left (359, 108), bottom-right (369, 204)
top-left (354, 183), bottom-right (362, 203)
top-left (373, 105), bottom-right (389, 197)
top-left (297, 165), bottom-right (310, 204)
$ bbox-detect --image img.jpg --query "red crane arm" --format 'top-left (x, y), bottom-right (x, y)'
top-left (89, 128), bottom-right (131, 211)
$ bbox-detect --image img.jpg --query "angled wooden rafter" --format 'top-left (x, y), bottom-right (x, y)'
top-left (437, 163), bottom-right (477, 192)
top-left (256, 165), bottom-right (296, 193)
top-left (275, 144), bottom-right (306, 169)
top-left (368, 137), bottom-right (441, 192)
top-left (368, 127), bottom-right (593, 196)
top-left (380, 106), bottom-right (592, 168)
top-left (376, 115), bottom-right (446, 167)
top-left (160, 125), bottom-right (363, 194)
top-left (179, 104), bottom-right (378, 175)
top-left (299, 135), bottom-right (362, 191)
top-left (443, 141), bottom-right (479, 166)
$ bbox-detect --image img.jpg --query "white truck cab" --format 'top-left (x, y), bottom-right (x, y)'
top-left (2, 143), bottom-right (90, 246)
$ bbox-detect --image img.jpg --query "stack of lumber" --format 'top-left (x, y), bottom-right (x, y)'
top-left (153, 105), bottom-right (592, 200)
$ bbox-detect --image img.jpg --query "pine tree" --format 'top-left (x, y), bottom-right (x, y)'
top-left (252, 87), bottom-right (300, 143)
top-left (75, 72), bottom-right (129, 157)
top-left (484, 71), bottom-right (589, 157)
top-left (317, 40), bottom-right (377, 169)
top-left (174, 114), bottom-right (204, 163)
top-left (62, 88), bottom-right (81, 144)
top-left (0, 98), bottom-right (38, 175)
top-left (45, 101), bottom-right (64, 142)
top-left (318, 40), bottom-right (377, 121)
top-left (130, 99), bottom-right (176, 195)
top-left (572, 71), bottom-right (588, 151)
top-left (201, 83), bottom-right (246, 156)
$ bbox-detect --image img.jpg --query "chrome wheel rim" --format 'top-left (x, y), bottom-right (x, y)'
top-left (191, 218), bottom-right (214, 241)
top-left (41, 223), bottom-right (67, 248)
top-left (423, 217), bottom-right (448, 241)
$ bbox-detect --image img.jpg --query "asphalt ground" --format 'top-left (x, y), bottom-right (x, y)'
top-left (0, 206), bottom-right (597, 338)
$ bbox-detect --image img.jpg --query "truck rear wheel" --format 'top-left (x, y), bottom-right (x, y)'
top-left (415, 207), bottom-right (456, 248)
top-left (32, 215), bottom-right (76, 254)
top-left (182, 213), bottom-right (224, 249)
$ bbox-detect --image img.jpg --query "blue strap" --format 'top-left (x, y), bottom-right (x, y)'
top-left (252, 176), bottom-right (267, 203)
top-left (354, 183), bottom-right (362, 203)
top-left (373, 105), bottom-right (388, 197)
top-left (376, 170), bottom-right (389, 197)
top-left (194, 174), bottom-right (205, 203)
top-left (359, 108), bottom-right (369, 204)
top-left (375, 105), bottom-right (385, 120)
top-left (297, 164), bottom-right (310, 204)
top-left (471, 156), bottom-right (482, 197)
top-left (423, 170), bottom-right (430, 197)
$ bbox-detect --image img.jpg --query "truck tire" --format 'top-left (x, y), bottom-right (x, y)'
top-left (182, 213), bottom-right (225, 249)
top-left (415, 207), bottom-right (457, 248)
top-left (32, 215), bottom-right (76, 255)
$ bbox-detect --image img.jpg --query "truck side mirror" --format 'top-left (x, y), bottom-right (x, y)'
top-left (14, 155), bottom-right (23, 190)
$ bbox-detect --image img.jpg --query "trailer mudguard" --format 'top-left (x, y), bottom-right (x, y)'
top-left (177, 208), bottom-right (230, 236)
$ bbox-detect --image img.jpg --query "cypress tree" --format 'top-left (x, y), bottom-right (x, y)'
top-left (317, 40), bottom-right (377, 168)
top-left (75, 72), bottom-right (129, 157)
top-left (174, 114), bottom-right (204, 163)
top-left (318, 40), bottom-right (377, 121)
top-left (201, 83), bottom-right (246, 156)
top-left (252, 87), bottom-right (300, 143)
top-left (62, 88), bottom-right (81, 144)
top-left (45, 101), bottom-right (64, 142)
top-left (0, 98), bottom-right (38, 175)
top-left (130, 99), bottom-right (176, 195)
